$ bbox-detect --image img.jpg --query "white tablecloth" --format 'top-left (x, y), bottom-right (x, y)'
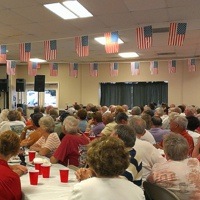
top-left (20, 157), bottom-right (78, 200)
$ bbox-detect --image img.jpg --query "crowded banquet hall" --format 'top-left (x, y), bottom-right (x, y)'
top-left (1, 0), bottom-right (200, 200)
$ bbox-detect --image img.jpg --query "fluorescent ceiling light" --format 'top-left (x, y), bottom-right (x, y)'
top-left (94, 37), bottom-right (124, 45)
top-left (118, 52), bottom-right (139, 58)
top-left (63, 1), bottom-right (93, 18)
top-left (44, 3), bottom-right (77, 19)
top-left (30, 58), bottom-right (47, 63)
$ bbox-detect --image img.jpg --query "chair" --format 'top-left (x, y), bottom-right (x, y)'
top-left (143, 181), bottom-right (180, 200)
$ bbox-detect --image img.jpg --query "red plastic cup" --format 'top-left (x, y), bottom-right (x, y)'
top-left (28, 151), bottom-right (36, 162)
top-left (35, 162), bottom-right (43, 175)
top-left (29, 170), bottom-right (39, 185)
top-left (41, 164), bottom-right (51, 178)
top-left (59, 168), bottom-right (69, 183)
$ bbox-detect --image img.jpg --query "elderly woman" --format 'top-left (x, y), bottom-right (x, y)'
top-left (69, 136), bottom-right (145, 200)
top-left (50, 116), bottom-right (89, 167)
top-left (147, 133), bottom-right (200, 197)
top-left (30, 115), bottom-right (61, 158)
top-left (0, 130), bottom-right (22, 199)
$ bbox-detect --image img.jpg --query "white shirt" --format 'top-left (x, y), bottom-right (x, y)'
top-left (187, 130), bottom-right (200, 146)
top-left (68, 177), bottom-right (145, 200)
top-left (134, 138), bottom-right (166, 181)
top-left (140, 129), bottom-right (156, 144)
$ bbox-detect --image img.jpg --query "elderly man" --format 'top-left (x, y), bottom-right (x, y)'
top-left (128, 116), bottom-right (166, 181)
top-left (170, 115), bottom-right (194, 156)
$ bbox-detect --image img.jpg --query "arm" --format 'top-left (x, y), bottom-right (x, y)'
top-left (192, 136), bottom-right (200, 158)
top-left (50, 155), bottom-right (59, 164)
top-left (9, 165), bottom-right (28, 176)
top-left (75, 168), bottom-right (95, 181)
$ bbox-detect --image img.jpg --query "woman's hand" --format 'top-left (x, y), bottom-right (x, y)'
top-left (75, 168), bottom-right (94, 181)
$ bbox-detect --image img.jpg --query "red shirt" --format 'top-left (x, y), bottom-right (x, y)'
top-left (0, 159), bottom-right (22, 200)
top-left (53, 134), bottom-right (89, 167)
top-left (181, 130), bottom-right (194, 157)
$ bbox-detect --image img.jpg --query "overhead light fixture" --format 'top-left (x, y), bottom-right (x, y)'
top-left (118, 52), bottom-right (139, 58)
top-left (94, 37), bottom-right (124, 45)
top-left (63, 1), bottom-right (93, 18)
top-left (44, 3), bottom-right (77, 19)
top-left (30, 58), bottom-right (47, 63)
top-left (44, 1), bottom-right (93, 20)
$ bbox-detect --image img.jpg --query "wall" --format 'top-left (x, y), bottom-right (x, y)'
top-left (7, 59), bottom-right (200, 112)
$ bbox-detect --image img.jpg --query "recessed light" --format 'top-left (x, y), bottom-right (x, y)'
top-left (44, 3), bottom-right (77, 20)
top-left (63, 1), bottom-right (93, 18)
top-left (94, 37), bottom-right (124, 45)
top-left (30, 58), bottom-right (47, 63)
top-left (118, 52), bottom-right (139, 58)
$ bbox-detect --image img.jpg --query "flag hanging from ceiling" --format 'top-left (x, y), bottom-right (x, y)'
top-left (19, 43), bottom-right (31, 62)
top-left (150, 61), bottom-right (158, 75)
top-left (50, 63), bottom-right (58, 76)
top-left (0, 45), bottom-right (7, 63)
top-left (168, 23), bottom-right (187, 46)
top-left (168, 60), bottom-right (176, 73)
top-left (131, 62), bottom-right (140, 75)
top-left (104, 31), bottom-right (119, 53)
top-left (75, 36), bottom-right (89, 57)
top-left (28, 62), bottom-right (38, 76)
top-left (90, 63), bottom-right (98, 77)
top-left (188, 58), bottom-right (196, 72)
top-left (110, 62), bottom-right (119, 76)
top-left (69, 63), bottom-right (78, 77)
top-left (44, 40), bottom-right (57, 60)
top-left (6, 60), bottom-right (16, 75)
top-left (136, 25), bottom-right (152, 49)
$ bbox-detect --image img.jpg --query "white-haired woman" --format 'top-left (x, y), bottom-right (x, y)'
top-left (30, 115), bottom-right (61, 158)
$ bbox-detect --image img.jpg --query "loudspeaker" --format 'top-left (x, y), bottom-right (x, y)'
top-left (16, 79), bottom-right (26, 92)
top-left (34, 75), bottom-right (45, 92)
top-left (0, 79), bottom-right (8, 92)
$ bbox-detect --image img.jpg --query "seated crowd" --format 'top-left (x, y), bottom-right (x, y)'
top-left (1, 102), bottom-right (200, 199)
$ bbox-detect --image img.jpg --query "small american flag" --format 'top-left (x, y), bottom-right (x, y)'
top-left (69, 63), bottom-right (78, 77)
top-left (6, 60), bottom-right (16, 75)
top-left (90, 63), bottom-right (98, 77)
top-left (75, 36), bottom-right (89, 57)
top-left (19, 43), bottom-right (31, 62)
top-left (168, 60), bottom-right (176, 74)
top-left (0, 45), bottom-right (7, 63)
top-left (188, 58), bottom-right (196, 72)
top-left (44, 40), bottom-right (57, 60)
top-left (150, 61), bottom-right (158, 75)
top-left (168, 23), bottom-right (187, 46)
top-left (28, 62), bottom-right (38, 76)
top-left (136, 25), bottom-right (152, 49)
top-left (131, 62), bottom-right (140, 75)
top-left (104, 31), bottom-right (119, 53)
top-left (110, 62), bottom-right (119, 76)
top-left (50, 63), bottom-right (58, 76)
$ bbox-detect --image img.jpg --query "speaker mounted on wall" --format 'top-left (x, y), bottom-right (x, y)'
top-left (0, 79), bottom-right (8, 92)
top-left (34, 75), bottom-right (45, 92)
top-left (16, 79), bottom-right (26, 92)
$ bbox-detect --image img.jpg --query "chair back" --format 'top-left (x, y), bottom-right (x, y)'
top-left (143, 181), bottom-right (180, 200)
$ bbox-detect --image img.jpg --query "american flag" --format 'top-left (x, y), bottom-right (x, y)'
top-left (6, 60), bottom-right (16, 75)
top-left (110, 62), bottom-right (119, 76)
top-left (188, 58), bottom-right (196, 72)
top-left (0, 45), bottom-right (7, 63)
top-left (69, 63), bottom-right (78, 77)
top-left (50, 63), bottom-right (58, 76)
top-left (168, 60), bottom-right (176, 73)
top-left (136, 25), bottom-right (152, 49)
top-left (131, 62), bottom-right (140, 75)
top-left (168, 23), bottom-right (187, 46)
top-left (150, 61), bottom-right (158, 75)
top-left (44, 40), bottom-right (57, 60)
top-left (19, 43), bottom-right (31, 62)
top-left (28, 62), bottom-right (38, 76)
top-left (104, 31), bottom-right (119, 53)
top-left (75, 36), bottom-right (89, 57)
top-left (89, 63), bottom-right (98, 77)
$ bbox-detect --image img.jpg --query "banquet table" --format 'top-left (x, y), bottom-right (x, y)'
top-left (19, 156), bottom-right (78, 200)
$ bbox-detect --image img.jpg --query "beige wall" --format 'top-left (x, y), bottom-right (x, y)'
top-left (5, 59), bottom-right (200, 112)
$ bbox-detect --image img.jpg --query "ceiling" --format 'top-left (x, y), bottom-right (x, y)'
top-left (1, 0), bottom-right (200, 64)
